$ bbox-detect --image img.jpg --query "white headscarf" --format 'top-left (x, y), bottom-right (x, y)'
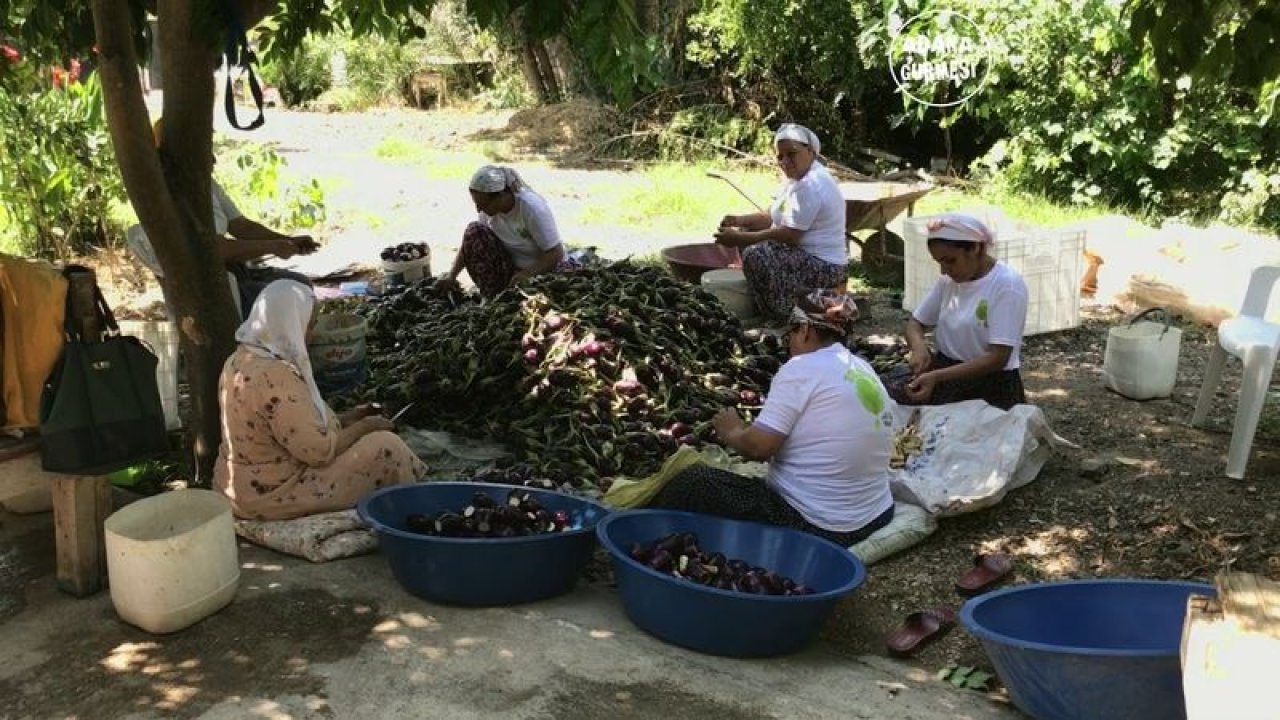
top-left (926, 212), bottom-right (997, 247)
top-left (774, 123), bottom-right (821, 155)
top-left (469, 165), bottom-right (528, 194)
top-left (235, 279), bottom-right (329, 427)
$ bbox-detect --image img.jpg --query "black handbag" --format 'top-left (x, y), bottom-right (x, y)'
top-left (38, 268), bottom-right (170, 474)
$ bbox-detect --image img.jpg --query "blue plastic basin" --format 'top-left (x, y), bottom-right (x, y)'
top-left (358, 482), bottom-right (609, 606)
top-left (596, 509), bottom-right (866, 657)
top-left (961, 579), bottom-right (1214, 720)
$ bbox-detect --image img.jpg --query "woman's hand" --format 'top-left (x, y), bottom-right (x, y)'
top-left (434, 274), bottom-right (461, 293)
top-left (718, 214), bottom-right (741, 230)
top-left (269, 237), bottom-right (298, 259)
top-left (905, 372), bottom-right (937, 403)
top-left (908, 347), bottom-right (932, 376)
top-left (509, 269), bottom-right (534, 287)
top-left (713, 228), bottom-right (748, 247)
top-left (292, 235), bottom-right (320, 255)
top-left (360, 416), bottom-right (395, 434)
top-left (712, 407), bottom-right (744, 440)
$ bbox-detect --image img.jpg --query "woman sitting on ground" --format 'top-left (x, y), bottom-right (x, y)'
top-left (902, 212), bottom-right (1029, 410)
top-left (713, 124), bottom-right (849, 321)
top-left (214, 280), bottom-right (425, 520)
top-left (436, 165), bottom-right (575, 298)
top-left (649, 290), bottom-right (894, 546)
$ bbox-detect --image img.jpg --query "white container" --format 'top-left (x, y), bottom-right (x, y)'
top-left (903, 213), bottom-right (1086, 336)
top-left (702, 268), bottom-right (756, 321)
top-left (105, 489), bottom-right (239, 634)
top-left (1103, 310), bottom-right (1182, 400)
top-left (382, 253), bottom-right (431, 286)
top-left (118, 320), bottom-right (181, 430)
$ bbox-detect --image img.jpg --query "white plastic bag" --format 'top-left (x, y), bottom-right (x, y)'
top-left (888, 400), bottom-right (1075, 517)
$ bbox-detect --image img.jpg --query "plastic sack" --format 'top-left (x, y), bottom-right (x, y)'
top-left (848, 502), bottom-right (937, 565)
top-left (889, 400), bottom-right (1075, 517)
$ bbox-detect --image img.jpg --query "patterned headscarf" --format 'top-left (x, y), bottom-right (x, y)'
top-left (774, 123), bottom-right (821, 155)
top-left (235, 279), bottom-right (329, 428)
top-left (789, 289), bottom-right (860, 337)
top-left (469, 165), bottom-right (528, 194)
top-left (926, 212), bottom-right (996, 247)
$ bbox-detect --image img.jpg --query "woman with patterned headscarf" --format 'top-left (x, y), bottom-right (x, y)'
top-left (436, 165), bottom-right (574, 298)
top-left (903, 212), bottom-right (1029, 410)
top-left (713, 123), bottom-right (849, 321)
top-left (649, 290), bottom-right (895, 546)
top-left (213, 280), bottom-right (426, 520)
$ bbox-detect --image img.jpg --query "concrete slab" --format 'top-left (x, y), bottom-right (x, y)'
top-left (0, 510), bottom-right (1017, 719)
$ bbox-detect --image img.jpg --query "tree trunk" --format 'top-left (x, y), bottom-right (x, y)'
top-left (545, 36), bottom-right (581, 97)
top-left (531, 42), bottom-right (562, 103)
top-left (92, 0), bottom-right (240, 484)
top-left (517, 41), bottom-right (551, 103)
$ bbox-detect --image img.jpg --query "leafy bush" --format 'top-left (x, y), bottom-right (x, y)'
top-left (259, 37), bottom-right (333, 107)
top-left (0, 61), bottom-right (127, 258)
top-left (213, 139), bottom-right (327, 232)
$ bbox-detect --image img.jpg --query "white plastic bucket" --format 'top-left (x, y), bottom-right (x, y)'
top-left (105, 489), bottom-right (239, 634)
top-left (119, 320), bottom-right (181, 430)
top-left (1103, 309), bottom-right (1182, 400)
top-left (382, 254), bottom-right (431, 287)
top-left (702, 268), bottom-right (755, 321)
top-left (307, 313), bottom-right (369, 395)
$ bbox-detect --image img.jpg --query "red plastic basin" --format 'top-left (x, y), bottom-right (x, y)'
top-left (661, 243), bottom-right (743, 283)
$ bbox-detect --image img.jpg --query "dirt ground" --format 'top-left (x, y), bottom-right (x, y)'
top-left (103, 105), bottom-right (1280, 698)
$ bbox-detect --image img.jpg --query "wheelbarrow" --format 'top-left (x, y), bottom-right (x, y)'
top-left (839, 182), bottom-right (934, 287)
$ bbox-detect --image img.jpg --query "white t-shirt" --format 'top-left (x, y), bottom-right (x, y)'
top-left (753, 344), bottom-right (894, 532)
top-left (912, 260), bottom-right (1029, 370)
top-left (769, 162), bottom-right (848, 266)
top-left (479, 189), bottom-right (562, 270)
top-left (211, 179), bottom-right (244, 236)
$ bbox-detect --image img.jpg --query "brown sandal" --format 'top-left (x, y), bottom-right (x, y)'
top-left (955, 553), bottom-right (1014, 597)
top-left (885, 606), bottom-right (957, 658)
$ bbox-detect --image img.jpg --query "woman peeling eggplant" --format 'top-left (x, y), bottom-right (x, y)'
top-left (435, 165), bottom-right (578, 298)
top-left (648, 290), bottom-right (895, 546)
top-left (712, 124), bottom-right (849, 322)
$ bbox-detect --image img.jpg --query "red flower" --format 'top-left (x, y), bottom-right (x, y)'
top-left (1, 45), bottom-right (19, 63)
top-left (51, 66), bottom-right (66, 88)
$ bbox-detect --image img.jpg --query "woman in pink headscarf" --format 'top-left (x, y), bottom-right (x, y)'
top-left (902, 213), bottom-right (1029, 410)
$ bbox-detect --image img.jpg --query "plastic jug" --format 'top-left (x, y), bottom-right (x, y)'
top-left (1103, 308), bottom-right (1182, 400)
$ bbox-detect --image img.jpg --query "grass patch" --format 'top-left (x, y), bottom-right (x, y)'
top-left (577, 162), bottom-right (778, 236)
top-left (374, 135), bottom-right (426, 163)
top-left (916, 184), bottom-right (1114, 228)
top-left (421, 150), bottom-right (497, 181)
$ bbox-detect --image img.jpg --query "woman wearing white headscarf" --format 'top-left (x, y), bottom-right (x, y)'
top-left (901, 213), bottom-right (1029, 410)
top-left (436, 165), bottom-right (573, 298)
top-left (213, 280), bottom-right (425, 520)
top-left (713, 123), bottom-right (849, 321)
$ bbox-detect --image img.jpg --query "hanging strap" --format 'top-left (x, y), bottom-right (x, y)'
top-left (220, 0), bottom-right (266, 131)
top-left (62, 265), bottom-right (120, 343)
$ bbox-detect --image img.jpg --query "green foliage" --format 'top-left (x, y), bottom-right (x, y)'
top-left (259, 37), bottom-right (333, 107)
top-left (213, 139), bottom-right (327, 232)
top-left (687, 0), bottom-right (889, 158)
top-left (1129, 0), bottom-right (1280, 110)
top-left (937, 665), bottom-right (994, 691)
top-left (0, 63), bottom-right (127, 258)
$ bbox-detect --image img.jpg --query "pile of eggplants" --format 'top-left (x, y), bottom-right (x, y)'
top-left (405, 489), bottom-right (572, 538)
top-left (359, 262), bottom-right (778, 488)
top-left (629, 532), bottom-right (814, 596)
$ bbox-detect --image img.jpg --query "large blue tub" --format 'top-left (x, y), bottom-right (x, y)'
top-left (961, 579), bottom-right (1214, 720)
top-left (358, 482), bottom-right (609, 606)
top-left (597, 510), bottom-right (866, 658)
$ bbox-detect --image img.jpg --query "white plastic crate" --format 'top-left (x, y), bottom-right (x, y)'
top-left (902, 214), bottom-right (1086, 336)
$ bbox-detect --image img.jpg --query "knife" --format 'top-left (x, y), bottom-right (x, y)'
top-left (390, 402), bottom-right (416, 423)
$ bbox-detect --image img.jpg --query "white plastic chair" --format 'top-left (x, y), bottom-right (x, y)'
top-left (1191, 265), bottom-right (1280, 478)
top-left (126, 224), bottom-right (243, 319)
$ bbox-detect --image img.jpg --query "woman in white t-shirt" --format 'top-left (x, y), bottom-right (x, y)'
top-left (437, 165), bottom-right (574, 297)
top-left (649, 291), bottom-right (895, 546)
top-left (713, 124), bottom-right (849, 321)
top-left (902, 213), bottom-right (1029, 410)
